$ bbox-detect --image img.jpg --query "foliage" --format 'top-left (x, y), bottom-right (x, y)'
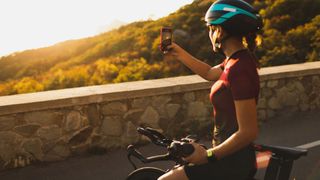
top-left (0, 0), bottom-right (319, 96)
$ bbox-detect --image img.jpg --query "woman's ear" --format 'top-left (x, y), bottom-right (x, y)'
top-left (217, 26), bottom-right (224, 39)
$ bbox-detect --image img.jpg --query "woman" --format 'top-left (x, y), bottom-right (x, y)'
top-left (158, 0), bottom-right (263, 180)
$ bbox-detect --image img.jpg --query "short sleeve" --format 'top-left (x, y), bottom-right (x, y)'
top-left (228, 67), bottom-right (258, 100)
top-left (219, 59), bottom-right (227, 70)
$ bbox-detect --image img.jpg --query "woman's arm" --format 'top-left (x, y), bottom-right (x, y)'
top-left (166, 43), bottom-right (222, 81)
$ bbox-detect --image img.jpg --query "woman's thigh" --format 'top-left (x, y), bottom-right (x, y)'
top-left (157, 166), bottom-right (189, 180)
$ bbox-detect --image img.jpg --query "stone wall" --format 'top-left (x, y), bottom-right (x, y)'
top-left (0, 61), bottom-right (319, 170)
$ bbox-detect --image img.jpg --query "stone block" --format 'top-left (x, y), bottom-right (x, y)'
top-left (102, 102), bottom-right (127, 116)
top-left (312, 76), bottom-right (320, 87)
top-left (132, 98), bottom-right (151, 109)
top-left (13, 124), bottom-right (41, 137)
top-left (70, 143), bottom-right (90, 155)
top-left (99, 136), bottom-right (123, 149)
top-left (276, 86), bottom-right (289, 99)
top-left (151, 96), bottom-right (171, 107)
top-left (0, 116), bottom-right (16, 131)
top-left (299, 93), bottom-right (309, 103)
top-left (101, 116), bottom-right (123, 136)
top-left (37, 125), bottom-right (62, 141)
top-left (64, 111), bottom-right (83, 132)
top-left (121, 121), bottom-right (140, 145)
top-left (195, 90), bottom-right (211, 105)
top-left (24, 111), bottom-right (63, 126)
top-left (187, 102), bottom-right (209, 121)
top-left (267, 80), bottom-right (278, 88)
top-left (123, 109), bottom-right (144, 123)
top-left (42, 144), bottom-right (70, 162)
top-left (68, 126), bottom-right (93, 146)
top-left (156, 104), bottom-right (168, 119)
top-left (268, 97), bottom-right (282, 110)
top-left (166, 104), bottom-right (181, 119)
top-left (22, 138), bottom-right (43, 160)
top-left (283, 91), bottom-right (299, 106)
top-left (257, 98), bottom-right (267, 109)
top-left (258, 110), bottom-right (267, 121)
top-left (87, 104), bottom-right (100, 126)
top-left (294, 81), bottom-right (305, 93)
top-left (261, 88), bottom-right (273, 98)
top-left (183, 92), bottom-right (195, 102)
top-left (0, 132), bottom-right (23, 161)
top-left (285, 81), bottom-right (296, 92)
top-left (139, 106), bottom-right (160, 128)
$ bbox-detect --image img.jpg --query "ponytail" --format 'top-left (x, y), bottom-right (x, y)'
top-left (244, 32), bottom-right (261, 68)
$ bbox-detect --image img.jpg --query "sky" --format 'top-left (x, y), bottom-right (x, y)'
top-left (0, 0), bottom-right (193, 57)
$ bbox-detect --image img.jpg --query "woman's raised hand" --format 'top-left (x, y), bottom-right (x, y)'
top-left (164, 42), bottom-right (189, 61)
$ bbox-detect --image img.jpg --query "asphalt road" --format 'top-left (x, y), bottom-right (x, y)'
top-left (0, 110), bottom-right (319, 180)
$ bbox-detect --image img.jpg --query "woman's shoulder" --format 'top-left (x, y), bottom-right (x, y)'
top-left (230, 50), bottom-right (257, 71)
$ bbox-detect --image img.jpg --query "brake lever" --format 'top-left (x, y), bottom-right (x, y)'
top-left (137, 127), bottom-right (171, 147)
top-left (145, 127), bottom-right (167, 140)
top-left (181, 134), bottom-right (199, 143)
top-left (137, 127), bottom-right (157, 141)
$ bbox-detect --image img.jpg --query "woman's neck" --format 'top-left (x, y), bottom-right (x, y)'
top-left (223, 37), bottom-right (246, 59)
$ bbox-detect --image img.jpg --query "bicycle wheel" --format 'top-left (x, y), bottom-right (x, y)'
top-left (127, 167), bottom-right (166, 180)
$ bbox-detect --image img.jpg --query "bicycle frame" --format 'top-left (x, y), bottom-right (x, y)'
top-left (254, 144), bottom-right (308, 180)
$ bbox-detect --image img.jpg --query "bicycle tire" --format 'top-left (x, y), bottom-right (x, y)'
top-left (127, 167), bottom-right (166, 180)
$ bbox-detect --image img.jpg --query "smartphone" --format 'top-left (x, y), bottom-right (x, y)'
top-left (160, 27), bottom-right (172, 53)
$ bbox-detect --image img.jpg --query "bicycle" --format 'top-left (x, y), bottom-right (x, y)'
top-left (126, 127), bottom-right (308, 180)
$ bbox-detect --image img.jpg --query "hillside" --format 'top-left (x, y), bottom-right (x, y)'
top-left (0, 0), bottom-right (319, 96)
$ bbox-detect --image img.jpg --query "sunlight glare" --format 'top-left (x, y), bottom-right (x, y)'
top-left (0, 0), bottom-right (193, 57)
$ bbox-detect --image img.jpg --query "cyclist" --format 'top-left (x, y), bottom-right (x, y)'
top-left (158, 0), bottom-right (263, 179)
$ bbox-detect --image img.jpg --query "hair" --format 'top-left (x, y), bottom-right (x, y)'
top-left (243, 32), bottom-right (261, 68)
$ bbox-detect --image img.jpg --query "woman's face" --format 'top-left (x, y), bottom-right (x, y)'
top-left (208, 25), bottom-right (221, 52)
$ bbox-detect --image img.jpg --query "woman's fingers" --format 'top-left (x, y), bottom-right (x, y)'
top-left (182, 142), bottom-right (208, 165)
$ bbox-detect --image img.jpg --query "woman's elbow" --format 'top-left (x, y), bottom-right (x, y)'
top-left (239, 128), bottom-right (259, 143)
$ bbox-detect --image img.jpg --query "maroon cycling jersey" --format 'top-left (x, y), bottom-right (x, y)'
top-left (210, 49), bottom-right (260, 146)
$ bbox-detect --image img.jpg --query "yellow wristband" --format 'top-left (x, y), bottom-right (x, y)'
top-left (207, 149), bottom-right (214, 157)
top-left (207, 149), bottom-right (218, 162)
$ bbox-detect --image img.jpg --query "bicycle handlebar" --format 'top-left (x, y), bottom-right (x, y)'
top-left (127, 127), bottom-right (196, 169)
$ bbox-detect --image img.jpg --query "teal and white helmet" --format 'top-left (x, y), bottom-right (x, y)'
top-left (205, 0), bottom-right (262, 36)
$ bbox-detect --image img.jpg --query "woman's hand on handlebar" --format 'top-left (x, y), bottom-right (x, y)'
top-left (183, 142), bottom-right (208, 165)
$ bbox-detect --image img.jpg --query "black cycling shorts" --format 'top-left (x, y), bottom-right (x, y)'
top-left (184, 145), bottom-right (256, 180)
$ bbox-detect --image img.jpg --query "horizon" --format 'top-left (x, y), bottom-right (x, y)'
top-left (0, 0), bottom-right (193, 57)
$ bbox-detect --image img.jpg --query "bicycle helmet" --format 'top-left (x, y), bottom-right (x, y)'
top-left (205, 0), bottom-right (262, 36)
